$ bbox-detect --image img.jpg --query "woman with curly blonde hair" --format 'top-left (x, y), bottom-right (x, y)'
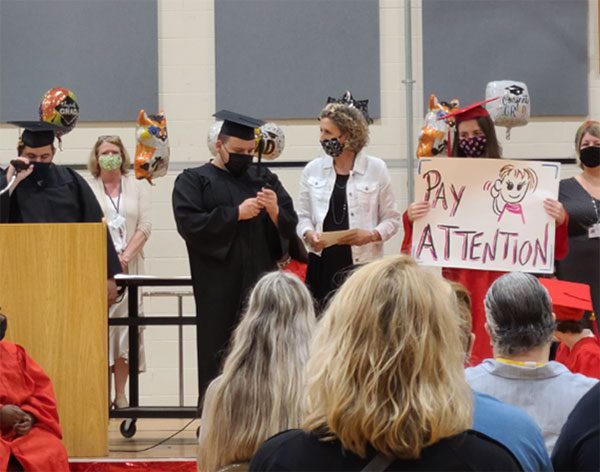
top-left (297, 99), bottom-right (400, 309)
top-left (197, 271), bottom-right (316, 472)
top-left (250, 255), bottom-right (520, 471)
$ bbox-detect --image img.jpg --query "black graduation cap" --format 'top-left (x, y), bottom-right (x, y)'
top-left (213, 110), bottom-right (264, 141)
top-left (8, 120), bottom-right (67, 148)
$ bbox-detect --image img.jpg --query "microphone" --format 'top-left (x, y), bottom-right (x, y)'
top-left (0, 160), bottom-right (31, 195)
top-left (10, 159), bottom-right (30, 172)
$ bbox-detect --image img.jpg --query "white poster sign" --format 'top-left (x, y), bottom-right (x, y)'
top-left (412, 158), bottom-right (561, 273)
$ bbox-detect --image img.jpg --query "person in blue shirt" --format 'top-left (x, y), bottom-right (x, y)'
top-left (451, 281), bottom-right (552, 471)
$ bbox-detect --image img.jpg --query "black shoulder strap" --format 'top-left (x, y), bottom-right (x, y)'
top-left (361, 453), bottom-right (395, 472)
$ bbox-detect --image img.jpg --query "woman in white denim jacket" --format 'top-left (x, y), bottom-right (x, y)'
top-left (297, 103), bottom-right (400, 307)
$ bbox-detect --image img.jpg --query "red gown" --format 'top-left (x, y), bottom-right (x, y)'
top-left (556, 337), bottom-right (600, 379)
top-left (0, 341), bottom-right (69, 471)
top-left (401, 212), bottom-right (569, 364)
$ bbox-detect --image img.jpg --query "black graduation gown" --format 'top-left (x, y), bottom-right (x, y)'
top-left (172, 163), bottom-right (298, 396)
top-left (0, 164), bottom-right (121, 277)
top-left (0, 167), bottom-right (8, 221)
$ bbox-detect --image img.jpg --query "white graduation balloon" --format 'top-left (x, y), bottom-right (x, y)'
top-left (207, 120), bottom-right (223, 156)
top-left (485, 81), bottom-right (530, 139)
top-left (255, 122), bottom-right (285, 161)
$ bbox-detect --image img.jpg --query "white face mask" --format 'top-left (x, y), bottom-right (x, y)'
top-left (98, 153), bottom-right (122, 171)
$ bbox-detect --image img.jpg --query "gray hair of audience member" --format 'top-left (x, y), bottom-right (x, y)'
top-left (484, 272), bottom-right (556, 356)
top-left (198, 270), bottom-right (316, 472)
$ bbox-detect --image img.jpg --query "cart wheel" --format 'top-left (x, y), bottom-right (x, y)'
top-left (120, 419), bottom-right (137, 438)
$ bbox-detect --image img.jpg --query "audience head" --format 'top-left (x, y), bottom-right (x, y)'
top-left (574, 120), bottom-right (600, 169)
top-left (449, 281), bottom-right (474, 360)
top-left (303, 255), bottom-right (472, 459)
top-left (198, 271), bottom-right (316, 471)
top-left (88, 135), bottom-right (131, 177)
top-left (484, 272), bottom-right (555, 356)
top-left (319, 103), bottom-right (369, 155)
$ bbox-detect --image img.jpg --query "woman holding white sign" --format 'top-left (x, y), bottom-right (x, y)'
top-left (402, 101), bottom-right (569, 365)
top-left (298, 99), bottom-right (400, 308)
top-left (556, 120), bottom-right (600, 325)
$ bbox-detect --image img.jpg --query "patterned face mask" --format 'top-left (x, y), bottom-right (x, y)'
top-left (98, 153), bottom-right (123, 171)
top-left (459, 135), bottom-right (487, 157)
top-left (320, 138), bottom-right (344, 158)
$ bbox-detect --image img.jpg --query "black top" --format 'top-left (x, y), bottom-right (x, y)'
top-left (323, 174), bottom-right (350, 232)
top-left (250, 429), bottom-right (522, 471)
top-left (0, 167), bottom-right (8, 220)
top-left (0, 164), bottom-right (121, 277)
top-left (552, 383), bottom-right (600, 472)
top-left (556, 177), bottom-right (600, 318)
top-left (305, 174), bottom-right (353, 308)
top-left (172, 163), bottom-right (297, 394)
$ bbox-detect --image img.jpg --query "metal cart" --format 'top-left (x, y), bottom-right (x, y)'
top-left (110, 276), bottom-right (196, 438)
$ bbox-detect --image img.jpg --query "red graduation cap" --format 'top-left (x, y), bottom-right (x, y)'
top-left (538, 278), bottom-right (593, 321)
top-left (439, 97), bottom-right (500, 125)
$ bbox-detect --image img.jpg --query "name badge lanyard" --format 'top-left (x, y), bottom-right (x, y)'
top-left (105, 183), bottom-right (125, 241)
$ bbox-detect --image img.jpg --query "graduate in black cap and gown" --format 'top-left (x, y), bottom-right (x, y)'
top-left (172, 110), bottom-right (298, 398)
top-left (0, 121), bottom-right (121, 304)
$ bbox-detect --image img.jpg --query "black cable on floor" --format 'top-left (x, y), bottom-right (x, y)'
top-left (108, 418), bottom-right (197, 453)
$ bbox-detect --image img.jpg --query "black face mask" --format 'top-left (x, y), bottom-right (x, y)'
top-left (580, 146), bottom-right (600, 168)
top-left (0, 315), bottom-right (6, 341)
top-left (29, 161), bottom-right (53, 185)
top-left (224, 152), bottom-right (253, 177)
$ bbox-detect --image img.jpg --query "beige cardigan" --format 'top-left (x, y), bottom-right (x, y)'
top-left (88, 174), bottom-right (152, 269)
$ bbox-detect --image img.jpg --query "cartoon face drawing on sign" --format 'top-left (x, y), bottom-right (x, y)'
top-left (489, 164), bottom-right (538, 223)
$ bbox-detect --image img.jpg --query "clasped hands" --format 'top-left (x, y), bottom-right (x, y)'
top-left (0, 404), bottom-right (35, 438)
top-left (238, 188), bottom-right (278, 221)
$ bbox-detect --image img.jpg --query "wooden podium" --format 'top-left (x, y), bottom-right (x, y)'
top-left (0, 223), bottom-right (108, 457)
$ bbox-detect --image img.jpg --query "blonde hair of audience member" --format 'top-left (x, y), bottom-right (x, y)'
top-left (303, 255), bottom-right (472, 459)
top-left (87, 135), bottom-right (131, 177)
top-left (198, 271), bottom-right (316, 472)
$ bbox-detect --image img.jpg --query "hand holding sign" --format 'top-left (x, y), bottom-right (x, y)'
top-left (543, 198), bottom-right (566, 225)
top-left (407, 200), bottom-right (431, 222)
